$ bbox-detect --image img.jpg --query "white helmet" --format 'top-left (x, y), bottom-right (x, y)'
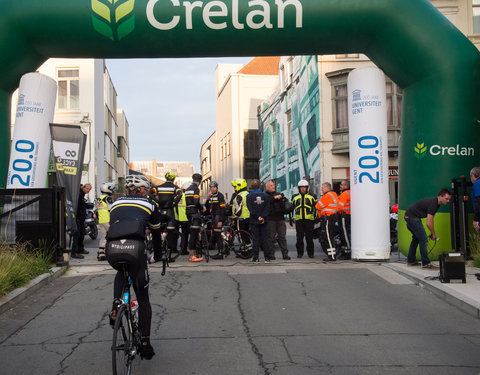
top-left (182, 181), bottom-right (192, 190)
top-left (100, 182), bottom-right (115, 194)
top-left (125, 175), bottom-right (150, 190)
top-left (298, 180), bottom-right (309, 188)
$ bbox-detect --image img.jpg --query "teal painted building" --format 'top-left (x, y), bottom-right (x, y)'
top-left (259, 56), bottom-right (320, 199)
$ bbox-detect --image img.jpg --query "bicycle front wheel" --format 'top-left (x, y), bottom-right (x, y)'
top-left (202, 231), bottom-right (210, 262)
top-left (233, 230), bottom-right (253, 259)
top-left (112, 304), bottom-right (133, 375)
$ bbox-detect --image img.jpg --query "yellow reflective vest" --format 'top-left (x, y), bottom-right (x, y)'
top-left (175, 194), bottom-right (188, 222)
top-left (96, 194), bottom-right (110, 224)
top-left (291, 193), bottom-right (316, 221)
top-left (233, 190), bottom-right (250, 219)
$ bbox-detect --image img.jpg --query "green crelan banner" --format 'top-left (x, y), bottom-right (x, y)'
top-left (0, 0), bottom-right (479, 253)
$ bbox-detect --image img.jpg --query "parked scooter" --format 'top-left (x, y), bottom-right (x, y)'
top-left (390, 204), bottom-right (398, 251)
top-left (84, 200), bottom-right (98, 240)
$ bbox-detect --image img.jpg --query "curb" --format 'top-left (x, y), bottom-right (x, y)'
top-left (384, 263), bottom-right (480, 320)
top-left (0, 266), bottom-right (67, 315)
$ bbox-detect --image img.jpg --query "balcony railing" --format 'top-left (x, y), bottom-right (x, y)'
top-left (332, 127), bottom-right (401, 154)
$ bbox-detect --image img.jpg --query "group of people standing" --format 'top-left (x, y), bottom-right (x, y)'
top-left (291, 179), bottom-right (351, 261)
top-left (90, 173), bottom-right (353, 263)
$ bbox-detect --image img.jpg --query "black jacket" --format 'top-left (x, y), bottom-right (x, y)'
top-left (156, 181), bottom-right (180, 209)
top-left (77, 189), bottom-right (87, 222)
top-left (266, 191), bottom-right (287, 221)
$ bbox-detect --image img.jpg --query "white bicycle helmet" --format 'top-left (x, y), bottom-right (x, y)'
top-left (100, 182), bottom-right (116, 194)
top-left (125, 175), bottom-right (151, 190)
top-left (298, 180), bottom-right (309, 188)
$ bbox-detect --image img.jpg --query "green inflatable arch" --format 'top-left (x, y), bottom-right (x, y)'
top-left (0, 0), bottom-right (479, 256)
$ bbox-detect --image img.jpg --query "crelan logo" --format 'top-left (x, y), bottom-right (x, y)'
top-left (414, 142), bottom-right (427, 159)
top-left (414, 141), bottom-right (475, 159)
top-left (91, 0), bottom-right (136, 41)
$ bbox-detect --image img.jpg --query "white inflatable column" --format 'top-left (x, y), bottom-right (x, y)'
top-left (7, 73), bottom-right (57, 188)
top-left (348, 67), bottom-right (390, 260)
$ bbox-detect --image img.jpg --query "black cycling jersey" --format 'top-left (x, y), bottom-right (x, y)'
top-left (155, 181), bottom-right (180, 209)
top-left (184, 182), bottom-right (203, 214)
top-left (109, 194), bottom-right (162, 250)
top-left (205, 191), bottom-right (226, 222)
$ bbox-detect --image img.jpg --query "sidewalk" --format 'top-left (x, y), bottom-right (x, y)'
top-left (384, 258), bottom-right (480, 319)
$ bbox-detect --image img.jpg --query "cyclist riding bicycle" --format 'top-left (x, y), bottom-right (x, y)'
top-left (105, 174), bottom-right (161, 360)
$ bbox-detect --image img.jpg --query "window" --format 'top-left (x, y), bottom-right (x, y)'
top-left (270, 122), bottom-right (276, 155)
top-left (474, 0), bottom-right (480, 33)
top-left (57, 69), bottom-right (79, 109)
top-left (244, 130), bottom-right (259, 159)
top-left (206, 146), bottom-right (211, 172)
top-left (287, 58), bottom-right (294, 86)
top-left (227, 133), bottom-right (231, 156)
top-left (330, 76), bottom-right (403, 130)
top-left (332, 84), bottom-right (348, 129)
top-left (285, 110), bottom-right (292, 148)
top-left (244, 160), bottom-right (259, 180)
top-left (279, 65), bottom-right (285, 91)
top-left (386, 82), bottom-right (403, 127)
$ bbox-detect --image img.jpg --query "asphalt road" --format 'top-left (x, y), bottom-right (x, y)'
top-left (1, 232), bottom-right (480, 374)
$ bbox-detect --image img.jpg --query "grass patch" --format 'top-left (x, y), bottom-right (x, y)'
top-left (469, 231), bottom-right (480, 268)
top-left (0, 242), bottom-right (54, 297)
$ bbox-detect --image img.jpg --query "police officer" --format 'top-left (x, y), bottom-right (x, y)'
top-left (291, 180), bottom-right (317, 258)
top-left (230, 178), bottom-right (251, 246)
top-left (174, 181), bottom-right (191, 255)
top-left (185, 173), bottom-right (206, 262)
top-left (338, 179), bottom-right (351, 260)
top-left (206, 181), bottom-right (228, 259)
top-left (96, 182), bottom-right (115, 261)
top-left (246, 179), bottom-right (272, 262)
top-left (155, 172), bottom-right (180, 262)
top-left (316, 182), bottom-right (340, 260)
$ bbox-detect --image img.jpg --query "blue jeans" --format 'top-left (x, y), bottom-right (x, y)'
top-left (405, 217), bottom-right (430, 266)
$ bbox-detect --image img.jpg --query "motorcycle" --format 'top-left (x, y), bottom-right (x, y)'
top-left (84, 205), bottom-right (98, 240)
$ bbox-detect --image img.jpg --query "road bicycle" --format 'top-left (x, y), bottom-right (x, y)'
top-left (146, 223), bottom-right (185, 263)
top-left (111, 258), bottom-right (167, 374)
top-left (222, 216), bottom-right (253, 259)
top-left (195, 215), bottom-right (211, 262)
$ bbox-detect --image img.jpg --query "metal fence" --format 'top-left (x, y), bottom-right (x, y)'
top-left (0, 187), bottom-right (66, 264)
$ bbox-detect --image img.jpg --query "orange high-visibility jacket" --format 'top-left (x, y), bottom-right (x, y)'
top-left (316, 191), bottom-right (339, 217)
top-left (338, 190), bottom-right (351, 215)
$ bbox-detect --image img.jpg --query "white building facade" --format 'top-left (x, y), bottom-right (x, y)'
top-left (201, 57), bottom-right (279, 201)
top-left (130, 160), bottom-right (194, 189)
top-left (10, 58), bottom-right (130, 201)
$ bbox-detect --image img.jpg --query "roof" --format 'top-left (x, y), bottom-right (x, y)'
top-left (237, 56), bottom-right (280, 76)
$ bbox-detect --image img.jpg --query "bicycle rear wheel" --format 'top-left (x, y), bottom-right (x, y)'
top-left (202, 231), bottom-right (210, 262)
top-left (233, 230), bottom-right (253, 259)
top-left (112, 304), bottom-right (133, 375)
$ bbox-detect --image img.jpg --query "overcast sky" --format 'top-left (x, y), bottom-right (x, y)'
top-left (105, 57), bottom-right (252, 172)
